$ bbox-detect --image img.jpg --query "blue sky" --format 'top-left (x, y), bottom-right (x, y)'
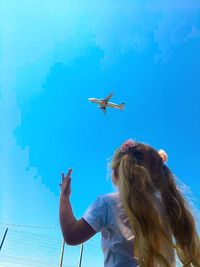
top-left (0, 0), bottom-right (200, 266)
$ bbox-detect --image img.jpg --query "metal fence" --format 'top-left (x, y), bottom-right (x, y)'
top-left (0, 223), bottom-right (103, 267)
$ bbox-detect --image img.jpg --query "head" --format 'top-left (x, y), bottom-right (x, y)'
top-left (111, 139), bottom-right (200, 267)
top-left (111, 140), bottom-right (165, 191)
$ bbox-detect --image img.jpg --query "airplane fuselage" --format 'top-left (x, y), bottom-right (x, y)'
top-left (88, 97), bottom-right (124, 110)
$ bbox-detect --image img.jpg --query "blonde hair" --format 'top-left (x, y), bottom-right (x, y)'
top-left (112, 142), bottom-right (200, 267)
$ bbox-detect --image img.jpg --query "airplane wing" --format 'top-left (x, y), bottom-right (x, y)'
top-left (99, 106), bottom-right (107, 114)
top-left (104, 93), bottom-right (113, 103)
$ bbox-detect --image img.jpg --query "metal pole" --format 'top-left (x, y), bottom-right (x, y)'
top-left (0, 228), bottom-right (8, 251)
top-left (78, 244), bottom-right (84, 267)
top-left (59, 239), bottom-right (65, 267)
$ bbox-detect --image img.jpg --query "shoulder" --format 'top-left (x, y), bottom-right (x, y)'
top-left (83, 193), bottom-right (118, 232)
top-left (98, 192), bottom-right (119, 201)
top-left (87, 192), bottom-right (119, 211)
top-left (97, 192), bottom-right (120, 208)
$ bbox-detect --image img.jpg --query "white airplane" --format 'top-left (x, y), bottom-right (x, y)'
top-left (88, 93), bottom-right (125, 113)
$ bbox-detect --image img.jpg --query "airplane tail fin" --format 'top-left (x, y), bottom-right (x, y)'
top-left (119, 103), bottom-right (125, 110)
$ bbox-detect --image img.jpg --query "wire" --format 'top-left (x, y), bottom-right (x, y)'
top-left (0, 222), bottom-right (60, 230)
top-left (1, 255), bottom-right (59, 265)
top-left (0, 222), bottom-right (102, 267)
top-left (11, 228), bottom-right (62, 239)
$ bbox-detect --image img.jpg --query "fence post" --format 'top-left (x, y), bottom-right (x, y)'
top-left (0, 228), bottom-right (8, 252)
top-left (59, 239), bottom-right (65, 267)
top-left (78, 244), bottom-right (84, 267)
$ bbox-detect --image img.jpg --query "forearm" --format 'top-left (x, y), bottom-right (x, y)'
top-left (59, 195), bottom-right (77, 240)
top-left (59, 169), bottom-right (96, 245)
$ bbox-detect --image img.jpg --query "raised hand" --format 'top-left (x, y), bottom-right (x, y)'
top-left (60, 168), bottom-right (73, 198)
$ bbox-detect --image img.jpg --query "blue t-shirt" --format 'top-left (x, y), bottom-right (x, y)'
top-left (83, 192), bottom-right (139, 267)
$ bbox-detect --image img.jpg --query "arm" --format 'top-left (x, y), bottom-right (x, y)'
top-left (59, 169), bottom-right (96, 245)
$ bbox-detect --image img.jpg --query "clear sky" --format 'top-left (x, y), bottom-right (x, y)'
top-left (0, 0), bottom-right (200, 266)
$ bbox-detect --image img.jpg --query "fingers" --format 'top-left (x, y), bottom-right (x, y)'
top-left (61, 168), bottom-right (73, 184)
top-left (61, 173), bottom-right (65, 183)
top-left (66, 168), bottom-right (72, 178)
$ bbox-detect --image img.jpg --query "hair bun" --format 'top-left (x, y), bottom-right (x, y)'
top-left (158, 149), bottom-right (168, 163)
top-left (120, 139), bottom-right (136, 153)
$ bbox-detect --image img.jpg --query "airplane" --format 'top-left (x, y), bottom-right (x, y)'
top-left (88, 93), bottom-right (125, 113)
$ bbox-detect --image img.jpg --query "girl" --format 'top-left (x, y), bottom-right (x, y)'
top-left (59, 139), bottom-right (200, 267)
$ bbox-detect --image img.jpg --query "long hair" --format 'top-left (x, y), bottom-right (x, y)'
top-left (111, 142), bottom-right (200, 267)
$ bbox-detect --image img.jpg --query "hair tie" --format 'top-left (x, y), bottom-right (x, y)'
top-left (120, 139), bottom-right (136, 153)
top-left (158, 149), bottom-right (168, 163)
